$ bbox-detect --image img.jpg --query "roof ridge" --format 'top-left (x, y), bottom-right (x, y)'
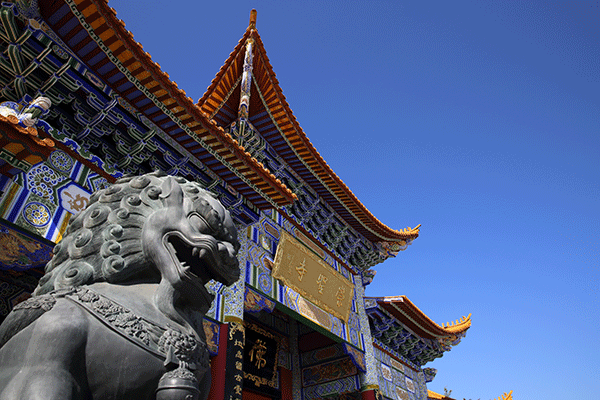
top-left (197, 30), bottom-right (251, 108)
top-left (369, 295), bottom-right (472, 336)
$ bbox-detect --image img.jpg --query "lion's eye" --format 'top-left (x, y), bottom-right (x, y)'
top-left (188, 213), bottom-right (209, 233)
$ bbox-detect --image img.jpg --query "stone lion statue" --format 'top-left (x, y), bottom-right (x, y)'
top-left (0, 172), bottom-right (240, 400)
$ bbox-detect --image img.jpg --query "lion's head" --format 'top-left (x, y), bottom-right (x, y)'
top-left (35, 172), bottom-right (240, 312)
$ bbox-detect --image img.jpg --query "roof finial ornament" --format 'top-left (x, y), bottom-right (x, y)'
top-left (249, 9), bottom-right (257, 30)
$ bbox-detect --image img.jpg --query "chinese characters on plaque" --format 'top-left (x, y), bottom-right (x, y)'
top-left (229, 322), bottom-right (245, 398)
top-left (243, 322), bottom-right (280, 391)
top-left (297, 258), bottom-right (307, 281)
top-left (249, 339), bottom-right (267, 369)
top-left (272, 231), bottom-right (354, 322)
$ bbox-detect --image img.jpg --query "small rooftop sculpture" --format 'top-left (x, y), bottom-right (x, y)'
top-left (0, 171), bottom-right (241, 400)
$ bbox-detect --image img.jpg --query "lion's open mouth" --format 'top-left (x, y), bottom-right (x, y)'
top-left (165, 233), bottom-right (236, 286)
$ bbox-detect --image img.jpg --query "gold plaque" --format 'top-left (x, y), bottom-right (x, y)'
top-left (273, 231), bottom-right (354, 321)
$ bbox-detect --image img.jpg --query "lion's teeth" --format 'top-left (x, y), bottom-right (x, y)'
top-left (192, 247), bottom-right (199, 257)
top-left (198, 249), bottom-right (207, 259)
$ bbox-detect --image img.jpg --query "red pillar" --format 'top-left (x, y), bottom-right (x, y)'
top-left (279, 367), bottom-right (293, 400)
top-left (207, 324), bottom-right (228, 400)
top-left (361, 389), bottom-right (378, 400)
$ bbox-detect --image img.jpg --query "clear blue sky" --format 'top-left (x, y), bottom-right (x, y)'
top-left (109, 1), bottom-right (599, 399)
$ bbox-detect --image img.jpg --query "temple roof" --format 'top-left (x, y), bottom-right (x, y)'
top-left (365, 296), bottom-right (471, 365)
top-left (37, 0), bottom-right (296, 210)
top-left (427, 390), bottom-right (455, 400)
top-left (198, 11), bottom-right (420, 244)
top-left (366, 296), bottom-right (472, 340)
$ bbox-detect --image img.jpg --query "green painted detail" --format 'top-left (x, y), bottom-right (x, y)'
top-left (0, 7), bottom-right (37, 100)
top-left (0, 7), bottom-right (79, 103)
top-left (19, 45), bottom-right (52, 81)
top-left (0, 179), bottom-right (17, 218)
top-left (75, 165), bottom-right (89, 188)
top-left (231, 119), bottom-right (267, 163)
top-left (0, 8), bottom-right (20, 42)
top-left (7, 44), bottom-right (24, 75)
top-left (111, 125), bottom-right (159, 167)
top-left (384, 303), bottom-right (443, 344)
top-left (38, 124), bottom-right (121, 177)
top-left (0, 147), bottom-right (32, 172)
top-left (64, 0), bottom-right (279, 209)
top-left (39, 59), bottom-right (71, 93)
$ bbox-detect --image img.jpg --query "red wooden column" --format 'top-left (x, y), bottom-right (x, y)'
top-left (361, 388), bottom-right (378, 400)
top-left (279, 367), bottom-right (293, 400)
top-left (222, 321), bottom-right (245, 400)
top-left (207, 323), bottom-right (228, 400)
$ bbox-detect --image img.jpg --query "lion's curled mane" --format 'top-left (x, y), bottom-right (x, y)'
top-left (35, 171), bottom-right (239, 295)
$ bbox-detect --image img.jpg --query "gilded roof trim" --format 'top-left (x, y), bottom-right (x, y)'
top-left (427, 390), bottom-right (455, 400)
top-left (429, 390), bottom-right (513, 400)
top-left (498, 391), bottom-right (513, 400)
top-left (369, 295), bottom-right (472, 338)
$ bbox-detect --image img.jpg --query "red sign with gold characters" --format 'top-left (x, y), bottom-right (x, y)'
top-left (243, 322), bottom-right (280, 395)
top-left (272, 231), bottom-right (354, 322)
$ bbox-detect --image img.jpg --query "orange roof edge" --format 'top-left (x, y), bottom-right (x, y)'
top-left (377, 295), bottom-right (472, 335)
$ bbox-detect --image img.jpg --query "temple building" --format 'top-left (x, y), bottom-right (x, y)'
top-left (0, 1), bottom-right (472, 399)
